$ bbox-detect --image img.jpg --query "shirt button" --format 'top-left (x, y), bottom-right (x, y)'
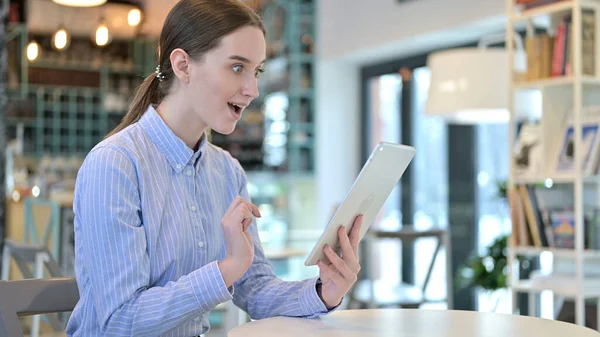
top-left (190, 205), bottom-right (197, 212)
top-left (186, 170), bottom-right (193, 176)
top-left (176, 164), bottom-right (182, 169)
top-left (198, 241), bottom-right (204, 248)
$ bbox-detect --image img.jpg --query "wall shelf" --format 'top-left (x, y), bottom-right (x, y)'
top-left (4, 24), bottom-right (155, 159)
top-left (5, 0), bottom-right (317, 174)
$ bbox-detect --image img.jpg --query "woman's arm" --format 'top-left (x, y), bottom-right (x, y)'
top-left (75, 146), bottom-right (233, 336)
top-left (229, 163), bottom-right (336, 319)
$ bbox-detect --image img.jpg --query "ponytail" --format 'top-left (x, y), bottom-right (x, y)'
top-left (105, 72), bottom-right (161, 138)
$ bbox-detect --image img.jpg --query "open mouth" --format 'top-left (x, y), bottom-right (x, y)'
top-left (228, 102), bottom-right (243, 116)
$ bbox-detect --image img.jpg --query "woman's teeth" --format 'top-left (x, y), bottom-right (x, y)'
top-left (228, 102), bottom-right (242, 114)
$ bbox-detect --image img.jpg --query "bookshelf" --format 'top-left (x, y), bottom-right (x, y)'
top-left (506, 0), bottom-right (600, 328)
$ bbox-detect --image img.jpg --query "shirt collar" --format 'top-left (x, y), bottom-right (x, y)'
top-left (138, 105), bottom-right (208, 173)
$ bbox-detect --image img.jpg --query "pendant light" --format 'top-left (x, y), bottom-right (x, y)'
top-left (52, 0), bottom-right (107, 7)
top-left (26, 41), bottom-right (40, 62)
top-left (127, 8), bottom-right (142, 27)
top-left (425, 32), bottom-right (541, 124)
top-left (52, 26), bottom-right (71, 50)
top-left (94, 20), bottom-right (111, 46)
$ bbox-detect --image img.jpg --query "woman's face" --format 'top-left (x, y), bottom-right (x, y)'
top-left (185, 25), bottom-right (266, 135)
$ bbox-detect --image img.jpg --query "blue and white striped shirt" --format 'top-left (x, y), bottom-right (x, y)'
top-left (66, 105), bottom-right (331, 337)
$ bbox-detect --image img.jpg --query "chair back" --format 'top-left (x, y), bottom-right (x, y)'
top-left (0, 278), bottom-right (79, 337)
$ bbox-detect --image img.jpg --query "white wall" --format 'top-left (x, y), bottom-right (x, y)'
top-left (314, 0), bottom-right (508, 227)
top-left (314, 59), bottom-right (361, 226)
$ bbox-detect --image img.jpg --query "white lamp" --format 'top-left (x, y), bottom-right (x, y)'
top-left (52, 0), bottom-right (107, 7)
top-left (425, 33), bottom-right (540, 124)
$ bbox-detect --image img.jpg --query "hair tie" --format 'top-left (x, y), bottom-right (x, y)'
top-left (155, 65), bottom-right (166, 82)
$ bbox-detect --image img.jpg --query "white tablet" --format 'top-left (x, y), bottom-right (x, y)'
top-left (304, 141), bottom-right (416, 266)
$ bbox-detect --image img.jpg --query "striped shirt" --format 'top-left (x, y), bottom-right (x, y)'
top-left (66, 105), bottom-right (332, 337)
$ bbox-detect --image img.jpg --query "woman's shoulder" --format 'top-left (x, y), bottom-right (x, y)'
top-left (80, 125), bottom-right (147, 175)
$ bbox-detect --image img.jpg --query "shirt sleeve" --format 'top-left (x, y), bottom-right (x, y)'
top-left (75, 146), bottom-right (233, 337)
top-left (229, 160), bottom-right (341, 319)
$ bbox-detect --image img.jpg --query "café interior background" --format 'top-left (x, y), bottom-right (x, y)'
top-left (2, 0), bottom-right (597, 335)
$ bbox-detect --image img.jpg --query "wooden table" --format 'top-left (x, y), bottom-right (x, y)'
top-left (227, 309), bottom-right (600, 337)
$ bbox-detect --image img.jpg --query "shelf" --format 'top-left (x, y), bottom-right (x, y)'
top-left (511, 0), bottom-right (600, 23)
top-left (511, 246), bottom-right (600, 258)
top-left (513, 75), bottom-right (600, 90)
top-left (6, 117), bottom-right (37, 127)
top-left (510, 279), bottom-right (600, 297)
top-left (28, 60), bottom-right (141, 75)
top-left (513, 174), bottom-right (600, 184)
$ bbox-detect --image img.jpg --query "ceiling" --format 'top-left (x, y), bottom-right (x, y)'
top-left (27, 0), bottom-right (266, 39)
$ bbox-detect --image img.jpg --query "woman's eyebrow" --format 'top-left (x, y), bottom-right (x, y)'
top-left (229, 55), bottom-right (266, 65)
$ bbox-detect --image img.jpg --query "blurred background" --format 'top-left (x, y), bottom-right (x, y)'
top-left (2, 0), bottom-right (599, 336)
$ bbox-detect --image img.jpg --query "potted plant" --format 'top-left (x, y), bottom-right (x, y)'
top-left (455, 179), bottom-right (529, 312)
top-left (455, 235), bottom-right (509, 312)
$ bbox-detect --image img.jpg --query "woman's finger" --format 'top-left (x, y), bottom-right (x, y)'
top-left (317, 261), bottom-right (331, 282)
top-left (324, 244), bottom-right (356, 282)
top-left (229, 203), bottom-right (252, 226)
top-left (246, 201), bottom-right (262, 218)
top-left (225, 196), bottom-right (246, 216)
top-left (349, 214), bottom-right (364, 257)
top-left (242, 216), bottom-right (253, 231)
top-left (337, 227), bottom-right (361, 274)
top-left (338, 226), bottom-right (357, 265)
top-left (317, 261), bottom-right (344, 284)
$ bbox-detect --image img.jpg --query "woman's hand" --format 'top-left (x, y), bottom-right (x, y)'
top-left (218, 196), bottom-right (261, 288)
top-left (317, 214), bottom-right (364, 309)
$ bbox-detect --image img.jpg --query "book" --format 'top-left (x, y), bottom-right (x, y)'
top-left (525, 34), bottom-right (554, 80)
top-left (551, 210), bottom-right (575, 248)
top-left (551, 10), bottom-right (596, 77)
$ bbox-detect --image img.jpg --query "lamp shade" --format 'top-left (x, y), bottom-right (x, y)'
top-left (425, 47), bottom-right (540, 124)
top-left (53, 0), bottom-right (107, 7)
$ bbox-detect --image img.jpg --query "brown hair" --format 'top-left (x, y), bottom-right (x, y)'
top-left (106, 0), bottom-right (265, 138)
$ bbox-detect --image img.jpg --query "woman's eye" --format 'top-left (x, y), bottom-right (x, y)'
top-left (255, 69), bottom-right (264, 78)
top-left (233, 65), bottom-right (243, 73)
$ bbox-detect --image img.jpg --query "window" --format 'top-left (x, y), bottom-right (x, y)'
top-left (363, 67), bottom-right (450, 305)
top-left (365, 73), bottom-right (402, 284)
top-left (411, 66), bottom-right (449, 307)
top-left (475, 123), bottom-right (512, 312)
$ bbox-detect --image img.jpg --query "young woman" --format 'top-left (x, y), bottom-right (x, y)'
top-left (66, 1), bottom-right (363, 336)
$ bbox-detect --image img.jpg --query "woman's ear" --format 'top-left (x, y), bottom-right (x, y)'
top-left (170, 48), bottom-right (191, 84)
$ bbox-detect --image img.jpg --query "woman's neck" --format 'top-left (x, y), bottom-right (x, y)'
top-left (155, 97), bottom-right (207, 150)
